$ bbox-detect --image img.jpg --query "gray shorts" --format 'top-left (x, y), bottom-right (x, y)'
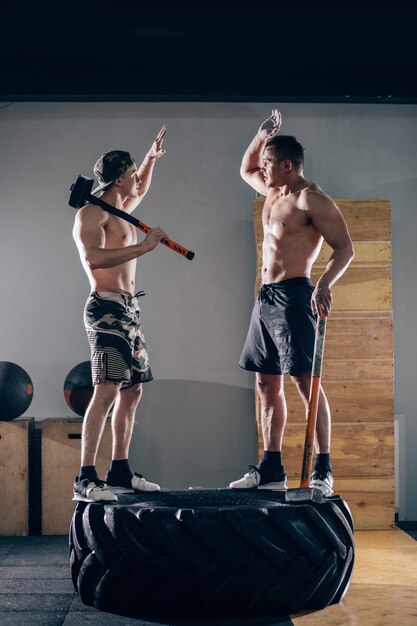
top-left (84, 291), bottom-right (153, 387)
top-left (239, 277), bottom-right (316, 376)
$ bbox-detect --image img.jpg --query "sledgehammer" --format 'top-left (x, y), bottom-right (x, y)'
top-left (69, 175), bottom-right (195, 261)
top-left (285, 315), bottom-right (327, 503)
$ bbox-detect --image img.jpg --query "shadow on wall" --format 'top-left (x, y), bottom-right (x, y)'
top-left (129, 380), bottom-right (257, 490)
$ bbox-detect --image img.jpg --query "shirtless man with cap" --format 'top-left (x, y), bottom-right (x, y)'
top-left (72, 126), bottom-right (168, 502)
top-left (229, 110), bottom-right (354, 496)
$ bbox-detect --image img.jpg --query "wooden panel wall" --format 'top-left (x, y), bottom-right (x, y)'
top-left (253, 196), bottom-right (394, 530)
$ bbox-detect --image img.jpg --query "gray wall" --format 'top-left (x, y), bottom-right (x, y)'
top-left (1, 102), bottom-right (416, 517)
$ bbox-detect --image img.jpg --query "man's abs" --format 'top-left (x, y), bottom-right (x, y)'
top-left (261, 228), bottom-right (323, 283)
top-left (87, 261), bottom-right (137, 296)
top-left (261, 192), bottom-right (323, 283)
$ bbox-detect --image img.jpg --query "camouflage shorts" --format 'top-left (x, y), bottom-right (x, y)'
top-left (84, 291), bottom-right (153, 387)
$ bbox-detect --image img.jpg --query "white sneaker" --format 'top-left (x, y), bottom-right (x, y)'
top-left (73, 477), bottom-right (118, 502)
top-left (131, 473), bottom-right (161, 492)
top-left (229, 465), bottom-right (287, 491)
top-left (309, 470), bottom-right (334, 496)
top-left (105, 470), bottom-right (161, 494)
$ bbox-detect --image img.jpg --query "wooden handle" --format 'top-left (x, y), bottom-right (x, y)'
top-left (300, 316), bottom-right (327, 488)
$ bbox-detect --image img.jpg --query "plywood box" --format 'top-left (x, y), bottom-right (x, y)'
top-left (268, 379), bottom-right (394, 423)
top-left (0, 418), bottom-right (33, 535)
top-left (42, 417), bottom-right (112, 535)
top-left (268, 422), bottom-right (394, 478)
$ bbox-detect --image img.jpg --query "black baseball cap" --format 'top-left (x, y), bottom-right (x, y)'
top-left (92, 150), bottom-right (135, 194)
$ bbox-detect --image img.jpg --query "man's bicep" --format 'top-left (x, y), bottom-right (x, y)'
top-left (241, 169), bottom-right (268, 196)
top-left (122, 194), bottom-right (142, 213)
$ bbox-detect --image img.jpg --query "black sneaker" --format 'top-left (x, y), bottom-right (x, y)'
top-left (105, 470), bottom-right (160, 494)
top-left (309, 470), bottom-right (334, 496)
top-left (73, 476), bottom-right (118, 502)
top-left (229, 465), bottom-right (287, 490)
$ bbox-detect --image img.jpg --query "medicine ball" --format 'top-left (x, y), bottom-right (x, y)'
top-left (64, 361), bottom-right (93, 417)
top-left (0, 361), bottom-right (34, 421)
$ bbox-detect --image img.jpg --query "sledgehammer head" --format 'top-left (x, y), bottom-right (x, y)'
top-left (285, 488), bottom-right (323, 503)
top-left (69, 175), bottom-right (95, 209)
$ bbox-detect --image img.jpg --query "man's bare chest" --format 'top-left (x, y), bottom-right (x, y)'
top-left (262, 198), bottom-right (309, 235)
top-left (105, 216), bottom-right (137, 247)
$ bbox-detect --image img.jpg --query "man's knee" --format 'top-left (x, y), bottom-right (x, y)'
top-left (290, 371), bottom-right (310, 383)
top-left (93, 379), bottom-right (121, 403)
top-left (290, 372), bottom-right (311, 395)
top-left (120, 382), bottom-right (143, 406)
top-left (256, 374), bottom-right (283, 398)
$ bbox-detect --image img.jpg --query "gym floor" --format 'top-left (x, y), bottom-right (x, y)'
top-left (0, 533), bottom-right (292, 626)
top-left (1, 528), bottom-right (416, 626)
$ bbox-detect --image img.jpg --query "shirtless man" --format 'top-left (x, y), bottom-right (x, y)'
top-left (72, 126), bottom-right (168, 502)
top-left (230, 110), bottom-right (354, 496)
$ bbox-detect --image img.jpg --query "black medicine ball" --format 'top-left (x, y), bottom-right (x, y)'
top-left (0, 361), bottom-right (34, 421)
top-left (64, 361), bottom-right (93, 417)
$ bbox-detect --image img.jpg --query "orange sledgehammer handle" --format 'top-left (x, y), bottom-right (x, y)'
top-left (300, 315), bottom-right (327, 488)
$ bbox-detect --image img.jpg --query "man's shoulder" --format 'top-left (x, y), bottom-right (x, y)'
top-left (301, 184), bottom-right (335, 210)
top-left (303, 179), bottom-right (325, 195)
top-left (75, 203), bottom-right (108, 224)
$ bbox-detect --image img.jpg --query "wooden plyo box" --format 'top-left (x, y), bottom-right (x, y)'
top-left (42, 417), bottom-right (112, 535)
top-left (0, 418), bottom-right (33, 536)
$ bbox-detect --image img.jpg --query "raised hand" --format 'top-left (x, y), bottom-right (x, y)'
top-left (147, 124), bottom-right (169, 159)
top-left (258, 108), bottom-right (282, 139)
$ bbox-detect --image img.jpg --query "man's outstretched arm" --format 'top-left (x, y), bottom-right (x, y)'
top-left (123, 125), bottom-right (168, 213)
top-left (240, 109), bottom-right (282, 195)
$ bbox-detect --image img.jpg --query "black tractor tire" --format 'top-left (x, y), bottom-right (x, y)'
top-left (69, 489), bottom-right (354, 619)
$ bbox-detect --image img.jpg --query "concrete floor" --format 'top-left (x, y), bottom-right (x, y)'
top-left (1, 529), bottom-right (416, 626)
top-left (0, 535), bottom-right (292, 625)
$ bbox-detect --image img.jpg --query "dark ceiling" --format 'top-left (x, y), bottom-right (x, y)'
top-left (1, 0), bottom-right (416, 102)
